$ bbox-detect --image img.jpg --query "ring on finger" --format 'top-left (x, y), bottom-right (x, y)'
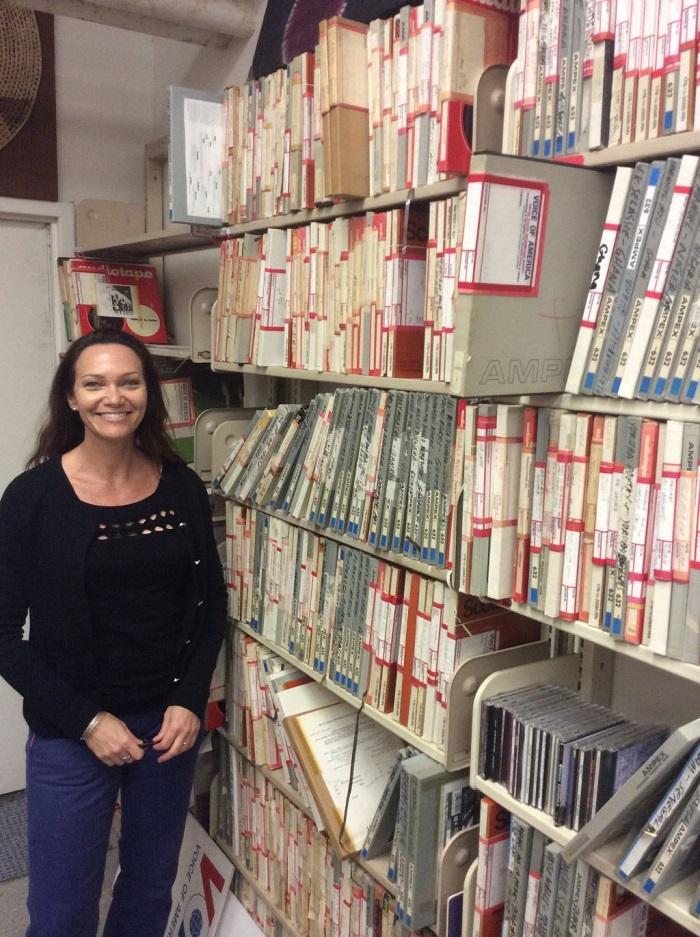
top-left (120, 752), bottom-right (132, 763)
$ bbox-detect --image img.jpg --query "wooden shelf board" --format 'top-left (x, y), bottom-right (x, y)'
top-left (210, 372), bottom-right (700, 409)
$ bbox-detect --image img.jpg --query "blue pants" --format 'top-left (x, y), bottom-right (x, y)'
top-left (25, 709), bottom-right (201, 937)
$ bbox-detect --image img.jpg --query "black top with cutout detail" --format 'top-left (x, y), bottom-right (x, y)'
top-left (85, 487), bottom-right (191, 711)
top-left (0, 457), bottom-right (227, 739)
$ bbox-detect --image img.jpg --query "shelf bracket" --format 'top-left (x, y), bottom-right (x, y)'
top-left (444, 640), bottom-right (551, 771)
top-left (469, 654), bottom-right (581, 787)
top-left (436, 827), bottom-right (479, 937)
top-left (579, 641), bottom-right (615, 708)
top-left (189, 286), bottom-right (217, 363)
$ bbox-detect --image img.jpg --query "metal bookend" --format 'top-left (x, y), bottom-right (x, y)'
top-left (194, 408), bottom-right (253, 480)
top-left (473, 64), bottom-right (509, 154)
top-left (189, 286), bottom-right (217, 363)
top-left (436, 828), bottom-right (479, 937)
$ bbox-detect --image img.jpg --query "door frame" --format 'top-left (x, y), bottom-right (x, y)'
top-left (0, 197), bottom-right (74, 357)
top-left (0, 198), bottom-right (73, 792)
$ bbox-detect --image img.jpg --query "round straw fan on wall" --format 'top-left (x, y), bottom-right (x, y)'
top-left (0, 8), bottom-right (42, 151)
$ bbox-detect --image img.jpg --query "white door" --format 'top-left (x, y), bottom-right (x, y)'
top-left (0, 217), bottom-right (60, 793)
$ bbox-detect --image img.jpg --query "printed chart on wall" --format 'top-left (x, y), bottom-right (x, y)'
top-left (169, 86), bottom-right (224, 225)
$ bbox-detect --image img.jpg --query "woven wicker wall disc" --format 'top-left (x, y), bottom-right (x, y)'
top-left (0, 8), bottom-right (42, 151)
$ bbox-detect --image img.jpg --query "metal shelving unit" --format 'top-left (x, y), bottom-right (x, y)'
top-left (236, 621), bottom-right (551, 771)
top-left (578, 130), bottom-right (700, 167)
top-left (81, 178), bottom-right (468, 260)
top-left (101, 114), bottom-right (700, 937)
top-left (469, 655), bottom-right (700, 935)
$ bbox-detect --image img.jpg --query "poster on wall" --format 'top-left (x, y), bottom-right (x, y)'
top-left (0, 9), bottom-right (57, 201)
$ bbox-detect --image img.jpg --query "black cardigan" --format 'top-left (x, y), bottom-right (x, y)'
top-left (0, 457), bottom-right (227, 739)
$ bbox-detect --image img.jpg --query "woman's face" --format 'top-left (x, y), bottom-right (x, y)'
top-left (67, 344), bottom-right (148, 446)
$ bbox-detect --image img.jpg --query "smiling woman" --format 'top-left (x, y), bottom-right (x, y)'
top-left (67, 344), bottom-right (148, 452)
top-left (0, 329), bottom-right (227, 937)
top-left (28, 329), bottom-right (178, 477)
top-left (61, 343), bottom-right (160, 507)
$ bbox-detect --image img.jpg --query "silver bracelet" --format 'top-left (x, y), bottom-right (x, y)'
top-left (80, 711), bottom-right (106, 741)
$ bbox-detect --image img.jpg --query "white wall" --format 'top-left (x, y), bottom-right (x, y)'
top-left (54, 11), bottom-right (265, 204)
top-left (53, 9), bottom-right (266, 342)
top-left (55, 19), bottom-right (153, 204)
